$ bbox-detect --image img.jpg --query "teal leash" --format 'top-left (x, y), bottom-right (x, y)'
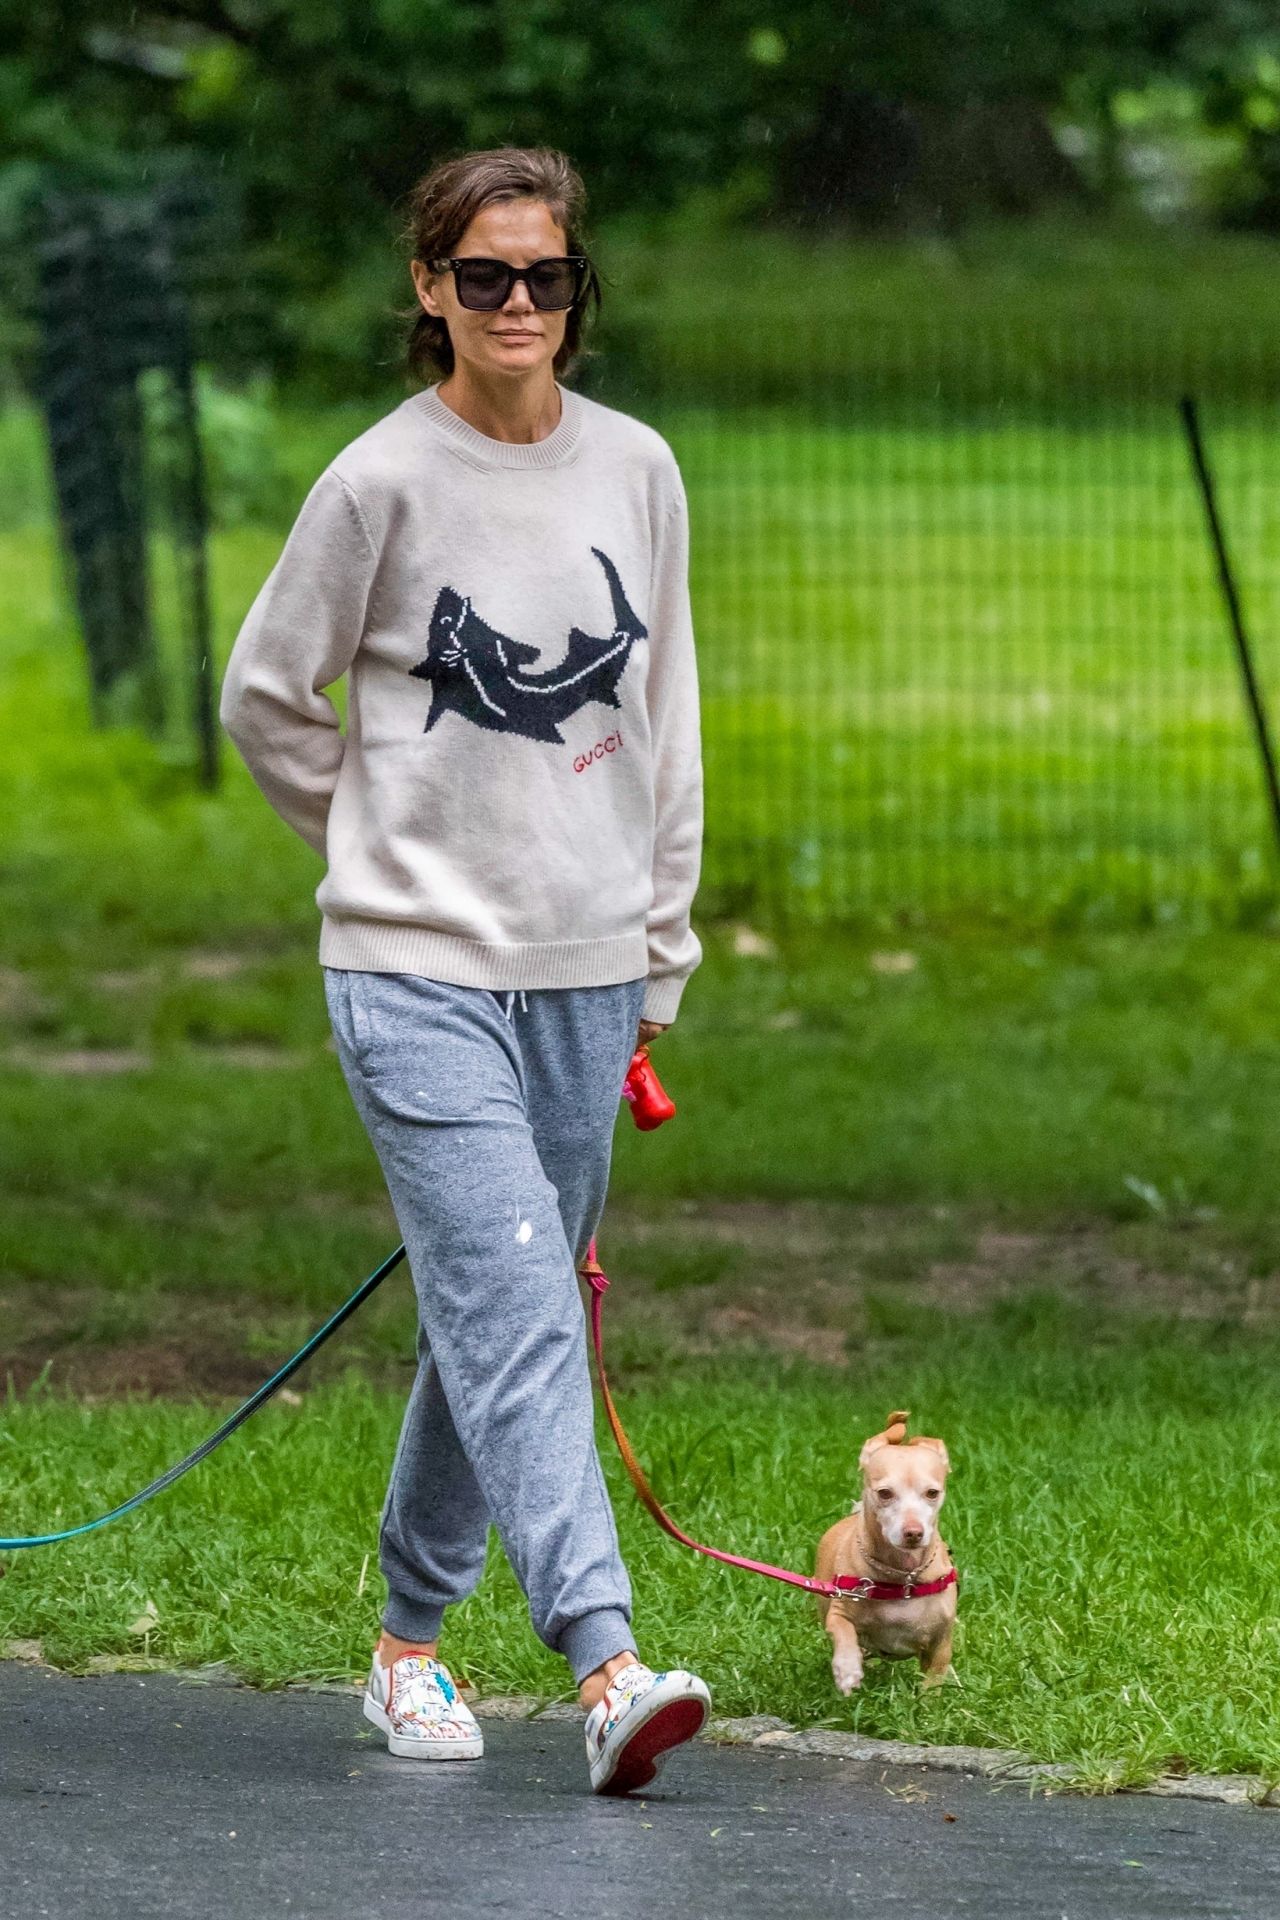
top-left (0, 1244), bottom-right (408, 1553)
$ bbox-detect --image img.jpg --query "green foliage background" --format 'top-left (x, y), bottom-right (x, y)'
top-left (3, 1), bottom-right (1280, 389)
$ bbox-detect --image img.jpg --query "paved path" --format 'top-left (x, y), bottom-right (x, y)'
top-left (2, 1662), bottom-right (1275, 1918)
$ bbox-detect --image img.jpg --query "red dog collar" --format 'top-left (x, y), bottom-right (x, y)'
top-left (828, 1567), bottom-right (958, 1602)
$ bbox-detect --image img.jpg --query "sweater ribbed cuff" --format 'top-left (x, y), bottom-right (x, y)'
top-left (641, 972), bottom-right (692, 1026)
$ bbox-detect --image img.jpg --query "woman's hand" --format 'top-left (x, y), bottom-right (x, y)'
top-left (637, 1019), bottom-right (669, 1047)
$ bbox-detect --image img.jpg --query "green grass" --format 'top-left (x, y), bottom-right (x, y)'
top-left (594, 212), bottom-right (1280, 407)
top-left (8, 924), bottom-right (1280, 1269)
top-left (5, 1302), bottom-right (1280, 1789)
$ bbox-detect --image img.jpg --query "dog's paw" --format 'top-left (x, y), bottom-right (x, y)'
top-left (832, 1653), bottom-right (863, 1695)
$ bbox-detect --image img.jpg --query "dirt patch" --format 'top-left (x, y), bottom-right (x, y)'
top-left (0, 967), bottom-right (53, 1019)
top-left (91, 966), bottom-right (164, 992)
top-left (602, 1199), bottom-right (1280, 1348)
top-left (2, 1041), bottom-right (328, 1074)
top-left (4, 1200), bottom-right (1278, 1398)
top-left (0, 1282), bottom-right (417, 1400)
top-left (186, 1042), bottom-right (314, 1069)
top-left (87, 954), bottom-right (256, 989)
top-left (179, 951), bottom-right (257, 981)
top-left (698, 1304), bottom-right (850, 1367)
top-left (2, 1045), bottom-right (154, 1075)
top-left (613, 1196), bottom-right (884, 1262)
top-left (10, 1340), bottom-right (273, 1399)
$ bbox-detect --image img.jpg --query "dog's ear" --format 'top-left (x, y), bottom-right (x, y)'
top-left (912, 1437), bottom-right (950, 1474)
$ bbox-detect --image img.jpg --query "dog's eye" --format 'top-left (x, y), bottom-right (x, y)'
top-left (925, 1488), bottom-right (941, 1500)
top-left (875, 1488), bottom-right (893, 1503)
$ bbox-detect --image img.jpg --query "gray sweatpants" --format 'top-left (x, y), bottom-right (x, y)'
top-left (322, 965), bottom-right (647, 1684)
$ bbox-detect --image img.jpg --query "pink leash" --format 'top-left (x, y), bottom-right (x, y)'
top-left (577, 1235), bottom-right (958, 1606)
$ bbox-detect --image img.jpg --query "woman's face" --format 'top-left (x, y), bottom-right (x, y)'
top-left (413, 198), bottom-right (571, 385)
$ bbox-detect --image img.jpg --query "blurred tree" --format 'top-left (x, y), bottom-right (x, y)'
top-left (758, 0), bottom-right (1280, 229)
top-left (1, 0), bottom-right (1278, 391)
top-left (1, 0), bottom-right (775, 387)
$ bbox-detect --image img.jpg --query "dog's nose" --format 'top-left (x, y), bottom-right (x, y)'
top-left (901, 1526), bottom-right (924, 1546)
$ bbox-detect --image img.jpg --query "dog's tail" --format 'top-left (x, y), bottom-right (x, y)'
top-left (876, 1409), bottom-right (950, 1465)
top-left (858, 1410), bottom-right (911, 1469)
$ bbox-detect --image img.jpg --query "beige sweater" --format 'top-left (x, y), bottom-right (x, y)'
top-left (219, 381), bottom-right (704, 1024)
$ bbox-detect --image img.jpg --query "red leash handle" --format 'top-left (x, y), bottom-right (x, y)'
top-left (618, 1043), bottom-right (676, 1129)
top-left (587, 1050), bottom-right (959, 1604)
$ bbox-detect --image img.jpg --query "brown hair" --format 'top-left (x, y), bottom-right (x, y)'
top-left (399, 146), bottom-right (603, 386)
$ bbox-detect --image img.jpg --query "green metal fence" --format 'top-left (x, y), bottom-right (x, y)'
top-left (8, 300), bottom-right (1280, 930)
top-left (586, 320), bottom-right (1280, 928)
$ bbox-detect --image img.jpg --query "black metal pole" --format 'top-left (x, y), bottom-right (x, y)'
top-left (1179, 393), bottom-right (1280, 856)
top-left (175, 351), bottom-right (220, 791)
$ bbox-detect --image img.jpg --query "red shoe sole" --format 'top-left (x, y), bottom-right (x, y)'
top-left (596, 1695), bottom-right (707, 1796)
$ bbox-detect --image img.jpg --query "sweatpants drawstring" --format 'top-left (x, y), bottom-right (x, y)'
top-left (501, 989), bottom-right (529, 1022)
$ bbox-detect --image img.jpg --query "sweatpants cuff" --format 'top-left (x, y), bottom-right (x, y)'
top-left (381, 1592), bottom-right (448, 1645)
top-left (557, 1609), bottom-right (636, 1685)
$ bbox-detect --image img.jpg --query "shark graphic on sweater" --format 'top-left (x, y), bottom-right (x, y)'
top-left (409, 546), bottom-right (647, 745)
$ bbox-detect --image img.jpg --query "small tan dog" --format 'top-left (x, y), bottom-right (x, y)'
top-left (814, 1409), bottom-right (956, 1693)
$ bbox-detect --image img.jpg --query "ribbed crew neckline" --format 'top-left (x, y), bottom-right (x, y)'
top-left (412, 381), bottom-right (584, 470)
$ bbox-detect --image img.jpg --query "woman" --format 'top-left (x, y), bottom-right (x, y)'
top-left (219, 145), bottom-right (709, 1795)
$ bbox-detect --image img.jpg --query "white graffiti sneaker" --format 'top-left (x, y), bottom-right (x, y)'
top-left (363, 1649), bottom-right (484, 1761)
top-left (584, 1661), bottom-right (711, 1795)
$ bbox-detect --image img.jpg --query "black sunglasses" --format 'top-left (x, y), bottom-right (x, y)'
top-left (426, 254), bottom-right (590, 312)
